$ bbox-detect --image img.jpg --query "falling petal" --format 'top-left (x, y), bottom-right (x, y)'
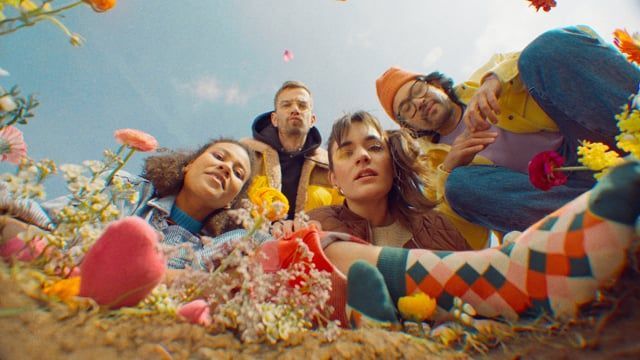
top-left (283, 49), bottom-right (294, 62)
top-left (0, 68), bottom-right (9, 77)
top-left (0, 126), bottom-right (27, 164)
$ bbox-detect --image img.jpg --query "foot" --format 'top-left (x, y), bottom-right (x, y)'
top-left (347, 260), bottom-right (400, 329)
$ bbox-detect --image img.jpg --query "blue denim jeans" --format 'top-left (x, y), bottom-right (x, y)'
top-left (447, 25), bottom-right (640, 233)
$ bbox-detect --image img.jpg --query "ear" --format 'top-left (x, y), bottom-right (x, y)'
top-left (270, 112), bottom-right (278, 127)
top-left (328, 171), bottom-right (338, 188)
top-left (183, 163), bottom-right (192, 174)
top-left (310, 113), bottom-right (317, 127)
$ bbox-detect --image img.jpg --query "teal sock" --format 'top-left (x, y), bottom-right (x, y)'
top-left (376, 247), bottom-right (410, 305)
top-left (347, 260), bottom-right (398, 328)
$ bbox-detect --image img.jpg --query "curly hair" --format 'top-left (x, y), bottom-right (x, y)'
top-left (142, 138), bottom-right (257, 235)
top-left (327, 111), bottom-right (438, 227)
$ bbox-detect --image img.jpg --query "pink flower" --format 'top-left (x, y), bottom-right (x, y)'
top-left (79, 217), bottom-right (165, 309)
top-left (0, 236), bottom-right (46, 262)
top-left (113, 128), bottom-right (158, 152)
top-left (283, 49), bottom-right (294, 62)
top-left (528, 0), bottom-right (557, 12)
top-left (528, 151), bottom-right (568, 191)
top-left (0, 126), bottom-right (27, 164)
top-left (178, 299), bottom-right (212, 326)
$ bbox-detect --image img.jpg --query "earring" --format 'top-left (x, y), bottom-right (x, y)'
top-left (223, 203), bottom-right (232, 210)
top-left (337, 187), bottom-right (345, 196)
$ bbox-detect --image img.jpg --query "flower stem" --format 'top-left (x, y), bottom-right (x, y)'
top-left (105, 147), bottom-right (136, 186)
top-left (555, 166), bottom-right (591, 172)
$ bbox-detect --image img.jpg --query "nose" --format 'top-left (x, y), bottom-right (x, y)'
top-left (217, 162), bottom-right (231, 179)
top-left (355, 147), bottom-right (371, 165)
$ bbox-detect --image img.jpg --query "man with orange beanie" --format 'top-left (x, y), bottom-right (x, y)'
top-left (375, 25), bottom-right (640, 242)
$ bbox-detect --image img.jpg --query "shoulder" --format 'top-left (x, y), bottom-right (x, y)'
top-left (410, 211), bottom-right (471, 251)
top-left (240, 138), bottom-right (275, 155)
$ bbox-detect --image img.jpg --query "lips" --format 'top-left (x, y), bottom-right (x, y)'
top-left (354, 168), bottom-right (378, 180)
top-left (209, 172), bottom-right (226, 190)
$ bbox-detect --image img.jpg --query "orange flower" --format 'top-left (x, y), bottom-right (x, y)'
top-left (83, 0), bottom-right (117, 12)
top-left (614, 29), bottom-right (640, 65)
top-left (43, 277), bottom-right (81, 302)
top-left (114, 128), bottom-right (158, 152)
top-left (397, 291), bottom-right (437, 322)
top-left (248, 185), bottom-right (290, 221)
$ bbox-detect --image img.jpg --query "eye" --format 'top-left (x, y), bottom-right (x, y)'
top-left (233, 168), bottom-right (245, 180)
top-left (368, 143), bottom-right (384, 152)
top-left (212, 152), bottom-right (224, 160)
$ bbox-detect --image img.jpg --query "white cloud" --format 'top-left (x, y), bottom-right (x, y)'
top-left (225, 84), bottom-right (248, 105)
top-left (422, 47), bottom-right (443, 69)
top-left (178, 76), bottom-right (248, 105)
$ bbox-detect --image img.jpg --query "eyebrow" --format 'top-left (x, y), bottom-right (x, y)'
top-left (337, 135), bottom-right (382, 149)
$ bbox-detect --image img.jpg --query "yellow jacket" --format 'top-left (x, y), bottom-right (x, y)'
top-left (422, 51), bottom-right (560, 249)
top-left (241, 138), bottom-right (343, 214)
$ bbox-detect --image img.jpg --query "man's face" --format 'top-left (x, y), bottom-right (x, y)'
top-left (271, 87), bottom-right (317, 138)
top-left (392, 79), bottom-right (454, 132)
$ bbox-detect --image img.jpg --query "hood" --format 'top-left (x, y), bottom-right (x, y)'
top-left (251, 111), bottom-right (322, 156)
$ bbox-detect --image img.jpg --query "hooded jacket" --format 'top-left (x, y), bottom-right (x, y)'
top-left (241, 112), bottom-right (343, 218)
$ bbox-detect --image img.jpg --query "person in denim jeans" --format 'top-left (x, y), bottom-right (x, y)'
top-left (375, 25), bottom-right (640, 234)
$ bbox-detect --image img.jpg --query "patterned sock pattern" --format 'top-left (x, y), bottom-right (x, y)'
top-left (380, 191), bottom-right (637, 320)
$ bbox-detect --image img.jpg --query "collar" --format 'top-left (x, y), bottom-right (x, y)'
top-left (169, 204), bottom-right (203, 234)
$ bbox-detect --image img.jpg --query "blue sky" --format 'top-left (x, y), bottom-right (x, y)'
top-left (1, 0), bottom-right (639, 196)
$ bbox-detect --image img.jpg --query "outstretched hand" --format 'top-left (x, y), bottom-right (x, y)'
top-left (463, 74), bottom-right (502, 132)
top-left (442, 130), bottom-right (497, 172)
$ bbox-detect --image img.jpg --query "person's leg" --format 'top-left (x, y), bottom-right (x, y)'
top-left (518, 25), bottom-right (640, 166)
top-left (444, 165), bottom-right (592, 232)
top-left (333, 161), bottom-right (639, 321)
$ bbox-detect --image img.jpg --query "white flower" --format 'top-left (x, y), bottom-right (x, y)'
top-left (0, 95), bottom-right (17, 112)
top-left (82, 160), bottom-right (105, 174)
top-left (60, 164), bottom-right (84, 179)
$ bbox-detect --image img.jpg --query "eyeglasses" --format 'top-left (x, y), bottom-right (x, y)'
top-left (396, 76), bottom-right (430, 122)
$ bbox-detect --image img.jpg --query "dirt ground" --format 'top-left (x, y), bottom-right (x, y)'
top-left (1, 268), bottom-right (639, 360)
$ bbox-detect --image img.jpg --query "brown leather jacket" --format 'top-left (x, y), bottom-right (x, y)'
top-left (308, 205), bottom-right (471, 251)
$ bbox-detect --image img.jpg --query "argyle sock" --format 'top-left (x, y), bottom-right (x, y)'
top-left (375, 162), bottom-right (639, 320)
top-left (346, 260), bottom-right (400, 329)
top-left (259, 227), bottom-right (348, 327)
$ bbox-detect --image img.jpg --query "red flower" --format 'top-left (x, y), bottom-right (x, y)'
top-left (527, 0), bottom-right (557, 12)
top-left (528, 151), bottom-right (568, 191)
top-left (114, 128), bottom-right (158, 152)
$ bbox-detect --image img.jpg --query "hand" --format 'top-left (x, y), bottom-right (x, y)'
top-left (0, 215), bottom-right (30, 242)
top-left (463, 74), bottom-right (502, 132)
top-left (442, 130), bottom-right (497, 172)
top-left (270, 219), bottom-right (323, 238)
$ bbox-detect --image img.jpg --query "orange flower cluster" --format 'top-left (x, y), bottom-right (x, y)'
top-left (614, 29), bottom-right (640, 65)
top-left (83, 0), bottom-right (117, 12)
top-left (527, 0), bottom-right (557, 12)
top-left (114, 128), bottom-right (158, 152)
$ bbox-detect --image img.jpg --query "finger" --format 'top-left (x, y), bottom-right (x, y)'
top-left (486, 91), bottom-right (501, 116)
top-left (477, 96), bottom-right (499, 126)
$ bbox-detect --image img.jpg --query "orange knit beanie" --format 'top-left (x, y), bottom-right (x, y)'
top-left (375, 67), bottom-right (421, 122)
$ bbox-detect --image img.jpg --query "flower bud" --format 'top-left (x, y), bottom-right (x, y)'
top-left (0, 95), bottom-right (17, 112)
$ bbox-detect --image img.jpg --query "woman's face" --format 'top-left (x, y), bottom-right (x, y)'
top-left (182, 142), bottom-right (251, 211)
top-left (329, 122), bottom-right (394, 203)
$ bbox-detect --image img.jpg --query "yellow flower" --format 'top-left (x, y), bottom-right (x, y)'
top-left (615, 106), bottom-right (640, 159)
top-left (577, 140), bottom-right (623, 172)
top-left (43, 276), bottom-right (81, 303)
top-left (247, 177), bottom-right (289, 221)
top-left (397, 291), bottom-right (436, 322)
